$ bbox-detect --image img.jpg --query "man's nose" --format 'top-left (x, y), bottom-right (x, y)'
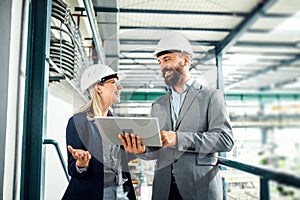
top-left (160, 63), bottom-right (169, 71)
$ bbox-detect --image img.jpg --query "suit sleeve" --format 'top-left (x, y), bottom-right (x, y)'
top-left (66, 117), bottom-right (90, 178)
top-left (135, 104), bottom-right (163, 160)
top-left (176, 90), bottom-right (234, 154)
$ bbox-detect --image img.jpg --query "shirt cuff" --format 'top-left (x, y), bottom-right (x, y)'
top-left (76, 165), bottom-right (88, 173)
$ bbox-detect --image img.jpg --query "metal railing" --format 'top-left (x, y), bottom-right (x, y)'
top-left (43, 139), bottom-right (70, 181)
top-left (218, 156), bottom-right (300, 199)
top-left (42, 138), bottom-right (300, 199)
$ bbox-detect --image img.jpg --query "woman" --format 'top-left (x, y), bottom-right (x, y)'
top-left (62, 64), bottom-right (136, 200)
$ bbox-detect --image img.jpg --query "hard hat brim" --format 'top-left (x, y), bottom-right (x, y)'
top-left (153, 49), bottom-right (191, 58)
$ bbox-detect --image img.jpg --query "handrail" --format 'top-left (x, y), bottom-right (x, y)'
top-left (218, 156), bottom-right (300, 199)
top-left (43, 139), bottom-right (70, 181)
top-left (41, 141), bottom-right (300, 197)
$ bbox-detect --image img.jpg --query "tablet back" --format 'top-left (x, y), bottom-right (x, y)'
top-left (94, 117), bottom-right (162, 147)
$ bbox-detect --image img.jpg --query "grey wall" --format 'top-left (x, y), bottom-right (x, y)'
top-left (0, 0), bottom-right (12, 198)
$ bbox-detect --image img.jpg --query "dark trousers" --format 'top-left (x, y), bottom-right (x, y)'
top-left (168, 175), bottom-right (183, 200)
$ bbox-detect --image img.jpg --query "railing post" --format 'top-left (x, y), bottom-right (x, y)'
top-left (219, 152), bottom-right (227, 200)
top-left (222, 177), bottom-right (227, 200)
top-left (260, 178), bottom-right (270, 200)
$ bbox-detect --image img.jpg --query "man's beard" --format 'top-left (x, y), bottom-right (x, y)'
top-left (162, 63), bottom-right (184, 87)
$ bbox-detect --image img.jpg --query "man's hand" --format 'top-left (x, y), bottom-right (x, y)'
top-left (160, 130), bottom-right (177, 148)
top-left (118, 132), bottom-right (146, 154)
top-left (67, 145), bottom-right (91, 168)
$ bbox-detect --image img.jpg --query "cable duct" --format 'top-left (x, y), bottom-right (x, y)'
top-left (50, 0), bottom-right (90, 88)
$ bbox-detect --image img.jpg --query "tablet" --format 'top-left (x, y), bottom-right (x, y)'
top-left (94, 117), bottom-right (162, 147)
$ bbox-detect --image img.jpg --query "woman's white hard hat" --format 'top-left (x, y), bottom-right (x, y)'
top-left (80, 64), bottom-right (125, 96)
top-left (153, 33), bottom-right (193, 57)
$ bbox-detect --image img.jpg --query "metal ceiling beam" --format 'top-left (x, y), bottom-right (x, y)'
top-left (118, 57), bottom-right (155, 60)
top-left (226, 52), bottom-right (300, 56)
top-left (235, 41), bottom-right (297, 48)
top-left (225, 55), bottom-right (300, 90)
top-left (94, 7), bottom-right (248, 16)
top-left (120, 39), bottom-right (218, 46)
top-left (260, 78), bottom-right (299, 91)
top-left (215, 0), bottom-right (277, 56)
top-left (120, 39), bottom-right (297, 53)
top-left (120, 26), bottom-right (231, 32)
top-left (119, 50), bottom-right (210, 54)
top-left (120, 50), bottom-right (153, 53)
top-left (74, 4), bottom-right (291, 17)
top-left (93, 7), bottom-right (291, 18)
top-left (119, 26), bottom-right (288, 34)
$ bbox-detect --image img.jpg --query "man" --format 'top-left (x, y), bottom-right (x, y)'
top-left (120, 33), bottom-right (234, 200)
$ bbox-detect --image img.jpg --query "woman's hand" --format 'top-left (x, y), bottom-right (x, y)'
top-left (67, 145), bottom-right (91, 168)
top-left (118, 132), bottom-right (146, 154)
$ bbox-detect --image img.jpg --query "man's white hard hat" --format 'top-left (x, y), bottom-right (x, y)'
top-left (153, 33), bottom-right (193, 57)
top-left (80, 64), bottom-right (125, 96)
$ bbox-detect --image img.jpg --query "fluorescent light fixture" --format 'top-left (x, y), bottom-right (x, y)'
top-left (272, 11), bottom-right (300, 32)
top-left (224, 54), bottom-right (258, 65)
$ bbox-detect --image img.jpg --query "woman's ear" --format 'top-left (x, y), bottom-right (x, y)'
top-left (94, 84), bottom-right (103, 95)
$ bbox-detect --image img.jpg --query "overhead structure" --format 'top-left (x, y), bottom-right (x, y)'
top-left (84, 0), bottom-right (300, 93)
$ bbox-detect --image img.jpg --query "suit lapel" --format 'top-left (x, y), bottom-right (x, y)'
top-left (165, 93), bottom-right (173, 130)
top-left (158, 93), bottom-right (173, 130)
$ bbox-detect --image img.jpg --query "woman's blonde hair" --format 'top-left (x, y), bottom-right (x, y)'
top-left (76, 86), bottom-right (103, 120)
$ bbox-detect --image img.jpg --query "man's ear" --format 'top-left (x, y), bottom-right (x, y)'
top-left (183, 54), bottom-right (191, 67)
top-left (94, 84), bottom-right (103, 94)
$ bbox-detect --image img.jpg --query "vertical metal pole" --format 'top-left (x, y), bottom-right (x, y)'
top-left (216, 49), bottom-right (228, 200)
top-left (216, 51), bottom-right (224, 91)
top-left (260, 178), bottom-right (270, 200)
top-left (222, 177), bottom-right (227, 200)
top-left (20, 0), bottom-right (51, 199)
top-left (261, 128), bottom-right (268, 145)
top-left (83, 0), bottom-right (104, 63)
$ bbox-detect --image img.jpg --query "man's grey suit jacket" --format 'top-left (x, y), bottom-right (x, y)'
top-left (142, 81), bottom-right (234, 200)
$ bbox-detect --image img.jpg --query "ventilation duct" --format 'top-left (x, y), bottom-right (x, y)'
top-left (50, 0), bottom-right (90, 87)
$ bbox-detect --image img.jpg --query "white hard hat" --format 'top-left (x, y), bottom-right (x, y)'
top-left (153, 33), bottom-right (193, 57)
top-left (80, 64), bottom-right (125, 96)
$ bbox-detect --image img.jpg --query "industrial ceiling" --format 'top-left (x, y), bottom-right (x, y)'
top-left (90, 0), bottom-right (300, 92)
top-left (51, 0), bottom-right (300, 114)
